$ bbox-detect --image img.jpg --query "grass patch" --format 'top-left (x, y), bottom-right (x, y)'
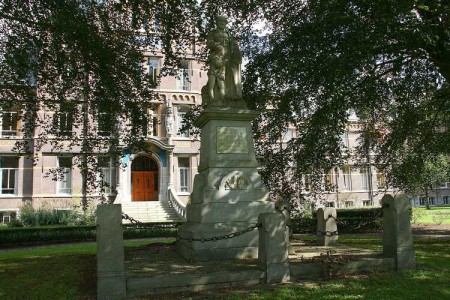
top-left (0, 236), bottom-right (449, 299)
top-left (0, 238), bottom-right (174, 299)
top-left (412, 207), bottom-right (450, 225)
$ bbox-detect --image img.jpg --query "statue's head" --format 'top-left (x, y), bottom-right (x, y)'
top-left (216, 16), bottom-right (227, 29)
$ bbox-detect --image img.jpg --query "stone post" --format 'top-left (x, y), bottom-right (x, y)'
top-left (258, 213), bottom-right (290, 283)
top-left (316, 207), bottom-right (338, 246)
top-left (97, 204), bottom-right (126, 299)
top-left (382, 194), bottom-right (416, 270)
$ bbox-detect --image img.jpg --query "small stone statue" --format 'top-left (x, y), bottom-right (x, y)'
top-left (165, 107), bottom-right (173, 135)
top-left (203, 16), bottom-right (245, 108)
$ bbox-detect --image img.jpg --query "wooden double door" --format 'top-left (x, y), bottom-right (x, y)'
top-left (131, 171), bottom-right (159, 201)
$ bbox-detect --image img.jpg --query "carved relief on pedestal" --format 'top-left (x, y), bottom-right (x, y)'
top-left (218, 171), bottom-right (251, 190)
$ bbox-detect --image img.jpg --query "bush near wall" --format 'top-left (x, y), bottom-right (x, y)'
top-left (291, 208), bottom-right (383, 234)
top-left (0, 223), bottom-right (182, 248)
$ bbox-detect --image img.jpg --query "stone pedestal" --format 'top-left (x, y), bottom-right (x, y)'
top-left (97, 204), bottom-right (126, 300)
top-left (258, 213), bottom-right (290, 283)
top-left (382, 194), bottom-right (416, 270)
top-left (316, 208), bottom-right (338, 246)
top-left (177, 107), bottom-right (275, 261)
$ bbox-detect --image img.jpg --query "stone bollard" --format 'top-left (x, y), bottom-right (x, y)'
top-left (97, 204), bottom-right (126, 300)
top-left (316, 208), bottom-right (338, 246)
top-left (382, 194), bottom-right (416, 270)
top-left (258, 213), bottom-right (290, 283)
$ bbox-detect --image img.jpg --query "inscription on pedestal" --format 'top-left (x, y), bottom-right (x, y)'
top-left (217, 126), bottom-right (248, 154)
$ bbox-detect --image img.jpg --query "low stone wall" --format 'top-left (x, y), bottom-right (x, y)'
top-left (96, 194), bottom-right (417, 298)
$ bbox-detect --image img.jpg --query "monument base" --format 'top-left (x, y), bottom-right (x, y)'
top-left (177, 222), bottom-right (259, 261)
top-left (176, 107), bottom-right (275, 261)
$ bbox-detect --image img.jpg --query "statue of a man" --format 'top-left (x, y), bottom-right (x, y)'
top-left (205, 16), bottom-right (243, 105)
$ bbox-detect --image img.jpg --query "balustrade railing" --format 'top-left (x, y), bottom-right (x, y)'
top-left (167, 188), bottom-right (187, 220)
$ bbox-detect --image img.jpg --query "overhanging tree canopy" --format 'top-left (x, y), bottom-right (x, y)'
top-left (200, 0), bottom-right (449, 202)
top-left (0, 0), bottom-right (200, 206)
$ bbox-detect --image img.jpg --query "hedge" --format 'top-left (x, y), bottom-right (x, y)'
top-left (0, 222), bottom-right (183, 247)
top-left (291, 208), bottom-right (383, 234)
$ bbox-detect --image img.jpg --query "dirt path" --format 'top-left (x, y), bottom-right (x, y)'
top-left (411, 223), bottom-right (450, 237)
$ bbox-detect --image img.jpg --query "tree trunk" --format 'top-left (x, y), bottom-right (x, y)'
top-left (425, 188), bottom-right (430, 210)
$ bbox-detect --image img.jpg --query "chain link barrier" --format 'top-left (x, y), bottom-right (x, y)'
top-left (177, 223), bottom-right (261, 243)
top-left (122, 211), bottom-right (261, 242)
top-left (316, 230), bottom-right (339, 237)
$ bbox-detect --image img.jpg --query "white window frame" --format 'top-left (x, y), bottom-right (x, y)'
top-left (0, 111), bottom-right (19, 137)
top-left (147, 58), bottom-right (160, 87)
top-left (178, 157), bottom-right (190, 193)
top-left (360, 167), bottom-right (369, 190)
top-left (0, 157), bottom-right (19, 195)
top-left (97, 157), bottom-right (115, 195)
top-left (429, 196), bottom-right (435, 206)
top-left (176, 61), bottom-right (190, 91)
top-left (342, 166), bottom-right (352, 191)
top-left (176, 106), bottom-right (190, 138)
top-left (57, 157), bottom-right (72, 195)
top-left (340, 131), bottom-right (349, 149)
top-left (55, 111), bottom-right (74, 136)
top-left (96, 112), bottom-right (112, 137)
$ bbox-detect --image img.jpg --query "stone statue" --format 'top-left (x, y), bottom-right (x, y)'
top-left (165, 107), bottom-right (173, 135)
top-left (203, 16), bottom-right (245, 108)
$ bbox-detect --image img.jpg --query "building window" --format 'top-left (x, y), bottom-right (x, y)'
top-left (363, 200), bottom-right (371, 207)
top-left (57, 157), bottom-right (72, 195)
top-left (98, 157), bottom-right (115, 195)
top-left (342, 165), bottom-right (352, 191)
top-left (282, 128), bottom-right (294, 142)
top-left (0, 157), bottom-right (19, 195)
top-left (376, 168), bottom-right (386, 190)
top-left (443, 196), bottom-right (449, 205)
top-left (147, 58), bottom-right (160, 88)
top-left (340, 131), bottom-right (349, 149)
top-left (1, 212), bottom-right (16, 224)
top-left (176, 106), bottom-right (190, 138)
top-left (345, 201), bottom-right (354, 208)
top-left (1, 111), bottom-right (19, 137)
top-left (326, 202), bottom-right (335, 207)
top-left (176, 60), bottom-right (190, 91)
top-left (429, 197), bottom-right (435, 206)
top-left (178, 157), bottom-right (190, 192)
top-left (440, 182), bottom-right (448, 188)
top-left (96, 112), bottom-right (113, 137)
top-left (54, 109), bottom-right (74, 137)
top-left (304, 174), bottom-right (312, 192)
top-left (419, 197), bottom-right (426, 206)
top-left (360, 167), bottom-right (369, 190)
top-left (324, 170), bottom-right (336, 192)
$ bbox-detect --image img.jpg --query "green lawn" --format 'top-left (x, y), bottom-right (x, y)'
top-left (412, 207), bottom-right (450, 225)
top-left (0, 236), bottom-right (449, 299)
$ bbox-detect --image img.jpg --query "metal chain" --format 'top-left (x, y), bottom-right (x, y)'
top-left (177, 223), bottom-right (261, 243)
top-left (325, 215), bottom-right (336, 221)
top-left (121, 212), bottom-right (179, 229)
top-left (316, 230), bottom-right (339, 237)
top-left (122, 212), bottom-right (143, 225)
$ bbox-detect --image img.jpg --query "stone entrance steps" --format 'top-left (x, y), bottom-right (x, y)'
top-left (121, 201), bottom-right (184, 223)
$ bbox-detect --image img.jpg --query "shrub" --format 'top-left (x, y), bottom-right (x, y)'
top-left (0, 223), bottom-right (182, 247)
top-left (290, 207), bottom-right (383, 234)
top-left (18, 204), bottom-right (95, 227)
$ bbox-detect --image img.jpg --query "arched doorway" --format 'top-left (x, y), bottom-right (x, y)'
top-left (131, 156), bottom-right (159, 201)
